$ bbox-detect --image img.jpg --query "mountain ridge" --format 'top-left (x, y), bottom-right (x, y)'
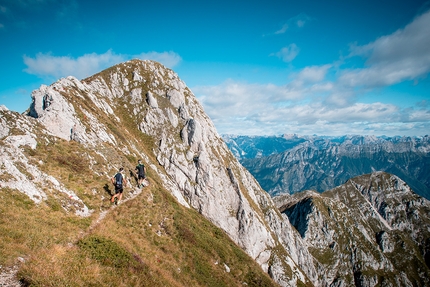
top-left (1, 59), bottom-right (311, 286)
top-left (274, 171), bottom-right (430, 286)
top-left (224, 134), bottom-right (430, 199)
top-left (0, 60), bottom-right (429, 286)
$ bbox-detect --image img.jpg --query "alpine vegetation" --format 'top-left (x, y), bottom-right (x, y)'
top-left (0, 60), bottom-right (429, 286)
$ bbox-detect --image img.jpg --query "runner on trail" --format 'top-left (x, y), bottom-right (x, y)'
top-left (135, 160), bottom-right (146, 188)
top-left (111, 167), bottom-right (128, 204)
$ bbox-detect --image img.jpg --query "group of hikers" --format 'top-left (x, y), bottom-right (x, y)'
top-left (110, 159), bottom-right (147, 204)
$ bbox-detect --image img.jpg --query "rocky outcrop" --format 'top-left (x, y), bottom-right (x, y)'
top-left (275, 172), bottom-right (430, 286)
top-left (17, 59), bottom-right (311, 286)
top-left (2, 60), bottom-right (429, 286)
top-left (0, 107), bottom-right (91, 216)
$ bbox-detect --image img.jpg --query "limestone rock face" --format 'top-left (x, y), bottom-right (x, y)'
top-left (28, 81), bottom-right (78, 141)
top-left (19, 59), bottom-right (310, 286)
top-left (27, 77), bottom-right (117, 147)
top-left (276, 172), bottom-right (430, 286)
top-left (0, 106), bottom-right (10, 138)
top-left (0, 108), bottom-right (91, 216)
top-left (3, 59), bottom-right (429, 286)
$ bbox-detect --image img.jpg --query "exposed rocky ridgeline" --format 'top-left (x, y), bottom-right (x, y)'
top-left (274, 172), bottom-right (430, 286)
top-left (226, 134), bottom-right (430, 199)
top-left (0, 60), bottom-right (429, 286)
top-left (0, 60), bottom-right (311, 287)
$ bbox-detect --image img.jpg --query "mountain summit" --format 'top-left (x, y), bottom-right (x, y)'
top-left (1, 59), bottom-right (429, 286)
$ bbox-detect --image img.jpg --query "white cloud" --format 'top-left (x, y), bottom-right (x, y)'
top-left (274, 13), bottom-right (311, 34)
top-left (275, 24), bottom-right (289, 34)
top-left (341, 10), bottom-right (430, 87)
top-left (194, 79), bottom-right (306, 112)
top-left (23, 50), bottom-right (125, 79)
top-left (294, 65), bottom-right (331, 83)
top-left (23, 50), bottom-right (182, 79)
top-left (192, 78), bottom-right (430, 136)
top-left (193, 11), bottom-right (430, 136)
top-left (407, 109), bottom-right (430, 122)
top-left (271, 44), bottom-right (300, 63)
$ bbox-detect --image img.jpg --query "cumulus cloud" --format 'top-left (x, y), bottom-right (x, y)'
top-left (23, 50), bottom-right (125, 79)
top-left (193, 75), bottom-right (429, 136)
top-left (192, 77), bottom-right (414, 134)
top-left (271, 44), bottom-right (300, 63)
top-left (340, 10), bottom-right (430, 87)
top-left (23, 50), bottom-right (182, 79)
top-left (194, 80), bottom-right (292, 120)
top-left (195, 10), bottom-right (430, 136)
top-left (293, 65), bottom-right (331, 84)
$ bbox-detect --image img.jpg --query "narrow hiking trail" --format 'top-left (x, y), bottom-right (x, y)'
top-left (86, 182), bottom-right (150, 234)
top-left (0, 181), bottom-right (151, 286)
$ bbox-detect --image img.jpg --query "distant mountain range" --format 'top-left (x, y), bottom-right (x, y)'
top-left (223, 134), bottom-right (430, 200)
top-left (1, 61), bottom-right (429, 286)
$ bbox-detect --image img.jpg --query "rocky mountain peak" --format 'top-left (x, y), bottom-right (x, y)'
top-left (2, 59), bottom-right (316, 286)
top-left (1, 60), bottom-right (429, 286)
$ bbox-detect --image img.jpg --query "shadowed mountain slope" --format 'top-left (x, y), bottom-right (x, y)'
top-left (0, 60), bottom-right (429, 286)
top-left (274, 172), bottom-right (430, 286)
top-left (0, 60), bottom-right (311, 287)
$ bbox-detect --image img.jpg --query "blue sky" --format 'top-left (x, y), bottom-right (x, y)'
top-left (1, 0), bottom-right (430, 136)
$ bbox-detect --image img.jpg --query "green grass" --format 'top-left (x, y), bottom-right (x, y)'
top-left (2, 59), bottom-right (278, 286)
top-left (0, 188), bottom-right (91, 267)
top-left (16, 179), bottom-right (277, 287)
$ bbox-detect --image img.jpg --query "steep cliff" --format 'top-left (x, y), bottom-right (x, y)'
top-left (275, 172), bottom-right (430, 286)
top-left (0, 60), bottom-right (312, 286)
top-left (1, 60), bottom-right (429, 286)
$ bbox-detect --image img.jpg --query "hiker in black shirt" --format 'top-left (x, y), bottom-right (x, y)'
top-left (135, 160), bottom-right (146, 188)
top-left (111, 167), bottom-right (128, 204)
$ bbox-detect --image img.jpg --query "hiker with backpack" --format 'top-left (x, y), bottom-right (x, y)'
top-left (111, 167), bottom-right (128, 204)
top-left (135, 159), bottom-right (146, 188)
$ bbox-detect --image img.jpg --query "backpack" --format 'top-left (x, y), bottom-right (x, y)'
top-left (113, 172), bottom-right (123, 188)
top-left (137, 164), bottom-right (145, 177)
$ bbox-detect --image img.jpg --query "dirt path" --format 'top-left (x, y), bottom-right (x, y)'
top-left (0, 184), bottom-right (148, 286)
